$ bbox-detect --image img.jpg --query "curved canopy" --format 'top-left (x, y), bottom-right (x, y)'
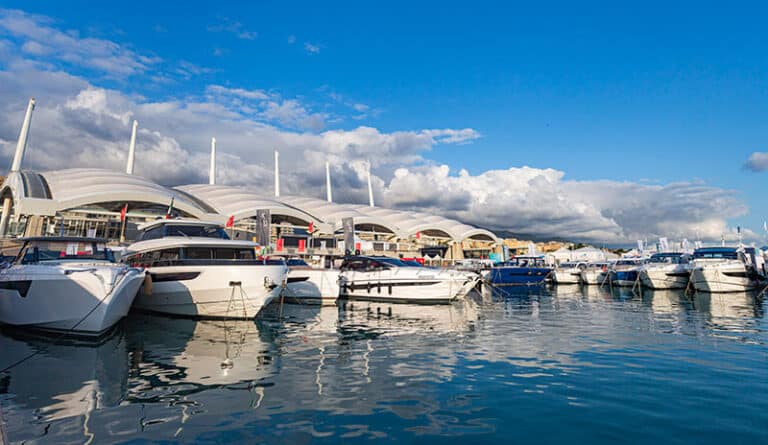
top-left (0, 169), bottom-right (214, 218)
top-left (176, 184), bottom-right (328, 230)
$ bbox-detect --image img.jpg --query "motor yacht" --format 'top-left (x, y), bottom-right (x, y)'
top-left (338, 256), bottom-right (479, 304)
top-left (689, 246), bottom-right (764, 293)
top-left (484, 255), bottom-right (552, 286)
top-left (552, 261), bottom-right (587, 284)
top-left (607, 258), bottom-right (646, 287)
top-left (122, 219), bottom-right (287, 318)
top-left (0, 237), bottom-right (144, 335)
top-left (638, 252), bottom-right (692, 289)
top-left (579, 262), bottom-right (609, 285)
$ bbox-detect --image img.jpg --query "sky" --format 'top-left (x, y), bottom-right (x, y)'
top-left (0, 1), bottom-right (765, 244)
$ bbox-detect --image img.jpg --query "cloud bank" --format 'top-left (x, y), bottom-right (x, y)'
top-left (0, 8), bottom-right (752, 243)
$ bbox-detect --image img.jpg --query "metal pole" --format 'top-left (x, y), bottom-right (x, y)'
top-left (209, 137), bottom-right (216, 185)
top-left (126, 120), bottom-right (138, 174)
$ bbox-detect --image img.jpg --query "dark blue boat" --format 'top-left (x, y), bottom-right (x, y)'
top-left (485, 256), bottom-right (552, 286)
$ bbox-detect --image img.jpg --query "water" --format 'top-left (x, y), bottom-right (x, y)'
top-left (1, 285), bottom-right (766, 444)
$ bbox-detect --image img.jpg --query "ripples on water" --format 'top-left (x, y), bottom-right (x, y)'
top-left (1, 285), bottom-right (766, 444)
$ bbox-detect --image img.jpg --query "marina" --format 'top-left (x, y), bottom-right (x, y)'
top-left (0, 4), bottom-right (767, 443)
top-left (0, 286), bottom-right (766, 443)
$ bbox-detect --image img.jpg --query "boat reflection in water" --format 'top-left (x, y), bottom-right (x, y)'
top-left (0, 327), bottom-right (129, 444)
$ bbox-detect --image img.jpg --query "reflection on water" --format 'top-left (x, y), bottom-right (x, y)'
top-left (0, 287), bottom-right (766, 444)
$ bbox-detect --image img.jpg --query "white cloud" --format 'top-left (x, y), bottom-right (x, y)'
top-left (381, 165), bottom-right (749, 243)
top-left (304, 42), bottom-right (321, 54)
top-left (287, 35), bottom-right (296, 44)
top-left (745, 152), bottom-right (768, 172)
top-left (207, 18), bottom-right (257, 40)
top-left (0, 8), bottom-right (160, 77)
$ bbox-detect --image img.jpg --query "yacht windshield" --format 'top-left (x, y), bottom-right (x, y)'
top-left (18, 240), bottom-right (113, 264)
top-left (374, 257), bottom-right (411, 267)
top-left (165, 225), bottom-right (230, 239)
top-left (694, 249), bottom-right (738, 260)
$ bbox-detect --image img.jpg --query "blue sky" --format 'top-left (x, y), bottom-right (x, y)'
top-left (0, 1), bottom-right (765, 242)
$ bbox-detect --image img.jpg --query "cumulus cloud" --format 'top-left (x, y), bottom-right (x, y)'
top-left (745, 152), bottom-right (768, 172)
top-left (381, 165), bottom-right (749, 243)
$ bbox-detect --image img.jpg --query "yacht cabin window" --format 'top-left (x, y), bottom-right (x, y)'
top-left (17, 240), bottom-right (113, 264)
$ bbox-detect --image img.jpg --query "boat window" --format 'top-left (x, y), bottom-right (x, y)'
top-left (18, 240), bottom-right (112, 264)
top-left (185, 247), bottom-right (212, 260)
top-left (213, 248), bottom-right (255, 260)
top-left (375, 257), bottom-right (409, 267)
top-left (694, 250), bottom-right (738, 260)
top-left (287, 258), bottom-right (309, 267)
top-left (140, 226), bottom-right (163, 241)
top-left (165, 225), bottom-right (230, 239)
top-left (341, 259), bottom-right (367, 271)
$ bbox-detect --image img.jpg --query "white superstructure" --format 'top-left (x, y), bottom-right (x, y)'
top-left (0, 237), bottom-right (144, 335)
top-left (123, 219), bottom-right (287, 318)
top-left (282, 258), bottom-right (340, 304)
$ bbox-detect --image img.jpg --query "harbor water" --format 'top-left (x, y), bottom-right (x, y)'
top-left (1, 286), bottom-right (766, 444)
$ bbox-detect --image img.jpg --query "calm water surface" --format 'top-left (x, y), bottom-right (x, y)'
top-left (1, 285), bottom-right (766, 444)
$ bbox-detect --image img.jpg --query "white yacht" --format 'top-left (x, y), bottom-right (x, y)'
top-left (579, 262), bottom-right (609, 285)
top-left (338, 256), bottom-right (480, 304)
top-left (639, 252), bottom-right (692, 289)
top-left (282, 258), bottom-right (340, 305)
top-left (552, 261), bottom-right (586, 284)
top-left (0, 237), bottom-right (144, 335)
top-left (689, 246), bottom-right (764, 293)
top-left (122, 219), bottom-right (287, 319)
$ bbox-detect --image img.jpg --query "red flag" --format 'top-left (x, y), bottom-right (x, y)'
top-left (226, 215), bottom-right (235, 228)
top-left (276, 238), bottom-right (284, 251)
top-left (120, 204), bottom-right (128, 223)
top-left (415, 232), bottom-right (421, 239)
top-left (298, 239), bottom-right (306, 252)
top-left (308, 221), bottom-right (314, 234)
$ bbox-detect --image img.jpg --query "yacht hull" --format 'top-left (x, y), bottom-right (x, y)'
top-left (484, 267), bottom-right (551, 286)
top-left (283, 269), bottom-right (340, 304)
top-left (690, 265), bottom-right (759, 293)
top-left (133, 264), bottom-right (287, 318)
top-left (339, 269), bottom-right (478, 304)
top-left (640, 268), bottom-right (690, 289)
top-left (0, 266), bottom-right (144, 335)
top-left (552, 268), bottom-right (582, 284)
top-left (580, 269), bottom-right (606, 285)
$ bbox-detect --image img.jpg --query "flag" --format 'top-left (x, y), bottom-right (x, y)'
top-left (308, 221), bottom-right (314, 234)
top-left (120, 204), bottom-right (128, 223)
top-left (298, 239), bottom-right (306, 252)
top-left (226, 215), bottom-right (235, 228)
top-left (276, 238), bottom-right (284, 251)
top-left (165, 196), bottom-right (175, 219)
top-left (415, 232), bottom-right (421, 239)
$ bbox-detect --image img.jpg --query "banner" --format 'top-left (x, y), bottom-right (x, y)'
top-left (342, 217), bottom-right (354, 254)
top-left (256, 209), bottom-right (271, 246)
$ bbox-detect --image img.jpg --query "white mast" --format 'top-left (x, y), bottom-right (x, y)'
top-left (325, 161), bottom-right (333, 202)
top-left (367, 161), bottom-right (374, 207)
top-left (1, 98), bottom-right (36, 237)
top-left (126, 120), bottom-right (138, 174)
top-left (274, 150), bottom-right (280, 197)
top-left (10, 98), bottom-right (35, 173)
top-left (209, 137), bottom-right (216, 185)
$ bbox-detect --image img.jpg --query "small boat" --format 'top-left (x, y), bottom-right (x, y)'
top-left (281, 257), bottom-right (340, 305)
top-left (689, 246), bottom-right (764, 293)
top-left (484, 255), bottom-right (552, 286)
top-left (123, 219), bottom-right (287, 319)
top-left (552, 261), bottom-right (587, 284)
top-left (0, 237), bottom-right (144, 335)
top-left (607, 258), bottom-right (646, 287)
top-left (338, 256), bottom-right (479, 304)
top-left (639, 252), bottom-right (692, 289)
top-left (580, 262), bottom-right (609, 285)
